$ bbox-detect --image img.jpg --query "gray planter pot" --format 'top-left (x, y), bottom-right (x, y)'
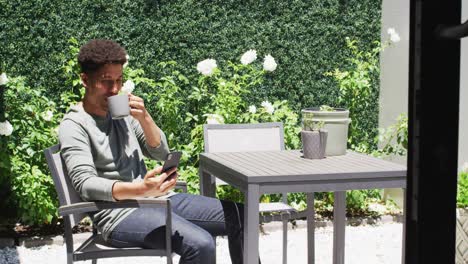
top-left (302, 107), bottom-right (351, 156)
top-left (301, 130), bottom-right (328, 159)
top-left (456, 208), bottom-right (468, 264)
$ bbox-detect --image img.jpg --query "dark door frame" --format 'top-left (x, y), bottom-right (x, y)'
top-left (406, 1), bottom-right (461, 263)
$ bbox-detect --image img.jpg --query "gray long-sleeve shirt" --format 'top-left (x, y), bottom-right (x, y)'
top-left (58, 104), bottom-right (170, 240)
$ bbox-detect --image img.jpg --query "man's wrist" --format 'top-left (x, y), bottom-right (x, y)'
top-left (138, 110), bottom-right (152, 124)
top-left (137, 111), bottom-right (162, 148)
top-left (135, 181), bottom-right (148, 196)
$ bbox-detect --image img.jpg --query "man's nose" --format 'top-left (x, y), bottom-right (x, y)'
top-left (110, 82), bottom-right (120, 95)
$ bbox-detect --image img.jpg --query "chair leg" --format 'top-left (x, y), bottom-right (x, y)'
top-left (66, 254), bottom-right (73, 264)
top-left (64, 217), bottom-right (74, 264)
top-left (282, 219), bottom-right (288, 264)
top-left (91, 226), bottom-right (98, 264)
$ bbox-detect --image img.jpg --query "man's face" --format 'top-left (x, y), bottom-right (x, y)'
top-left (81, 63), bottom-right (123, 114)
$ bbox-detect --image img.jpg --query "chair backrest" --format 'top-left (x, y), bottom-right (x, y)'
top-left (203, 122), bottom-right (285, 153)
top-left (44, 144), bottom-right (85, 227)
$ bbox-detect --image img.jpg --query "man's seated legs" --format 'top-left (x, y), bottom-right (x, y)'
top-left (107, 193), bottom-right (244, 264)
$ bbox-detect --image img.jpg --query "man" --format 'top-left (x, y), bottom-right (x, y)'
top-left (59, 39), bottom-right (246, 264)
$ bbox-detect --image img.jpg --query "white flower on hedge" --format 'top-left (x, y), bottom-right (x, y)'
top-left (42, 110), bottom-right (53, 121)
top-left (220, 81), bottom-right (226, 86)
top-left (387, 28), bottom-right (401, 43)
top-left (121, 80), bottom-right (135, 94)
top-left (263, 54), bottom-right (277, 72)
top-left (197, 59), bottom-right (217, 76)
top-left (261, 101), bottom-right (274, 114)
top-left (240, 49), bottom-right (257, 65)
top-left (0, 120), bottom-right (13, 136)
top-left (248, 105), bottom-right (257, 114)
top-left (0, 73), bottom-right (8, 85)
top-left (123, 54), bottom-right (130, 68)
top-left (206, 114), bottom-right (224, 124)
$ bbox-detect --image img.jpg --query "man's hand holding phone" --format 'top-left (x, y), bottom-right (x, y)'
top-left (140, 166), bottom-right (177, 197)
top-left (112, 164), bottom-right (178, 200)
top-left (139, 151), bottom-right (181, 197)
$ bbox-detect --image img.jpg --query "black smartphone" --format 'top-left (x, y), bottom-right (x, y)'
top-left (161, 151), bottom-right (182, 182)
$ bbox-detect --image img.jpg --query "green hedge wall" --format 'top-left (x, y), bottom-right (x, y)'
top-left (0, 0), bottom-right (382, 141)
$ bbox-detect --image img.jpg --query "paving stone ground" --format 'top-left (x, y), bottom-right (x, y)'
top-left (0, 220), bottom-right (403, 264)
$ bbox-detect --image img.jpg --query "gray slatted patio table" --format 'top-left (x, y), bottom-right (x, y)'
top-left (199, 150), bottom-right (407, 264)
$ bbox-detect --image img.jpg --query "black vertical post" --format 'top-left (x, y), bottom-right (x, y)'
top-left (406, 1), bottom-right (460, 263)
top-left (0, 81), bottom-right (5, 122)
top-left (0, 74), bottom-right (11, 220)
top-left (0, 95), bottom-right (4, 123)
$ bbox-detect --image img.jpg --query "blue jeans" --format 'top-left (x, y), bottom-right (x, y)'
top-left (107, 193), bottom-right (248, 264)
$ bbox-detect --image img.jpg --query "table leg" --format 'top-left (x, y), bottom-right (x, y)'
top-left (199, 168), bottom-right (216, 198)
top-left (282, 218), bottom-right (287, 264)
top-left (333, 191), bottom-right (346, 264)
top-left (282, 193), bottom-right (288, 264)
top-left (307, 192), bottom-right (315, 264)
top-left (244, 184), bottom-right (260, 264)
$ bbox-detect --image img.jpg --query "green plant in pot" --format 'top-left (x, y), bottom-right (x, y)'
top-left (318, 105), bottom-right (336, 112)
top-left (301, 119), bottom-right (327, 159)
top-left (301, 105), bottom-right (351, 156)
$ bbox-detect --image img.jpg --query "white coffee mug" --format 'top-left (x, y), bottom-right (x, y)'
top-left (108, 94), bottom-right (130, 119)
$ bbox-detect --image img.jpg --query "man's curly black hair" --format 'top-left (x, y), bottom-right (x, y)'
top-left (78, 39), bottom-right (127, 74)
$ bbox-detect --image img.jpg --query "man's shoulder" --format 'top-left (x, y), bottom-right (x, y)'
top-left (60, 104), bottom-right (88, 127)
top-left (58, 104), bottom-right (94, 142)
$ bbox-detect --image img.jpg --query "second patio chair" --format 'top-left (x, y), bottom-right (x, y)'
top-left (203, 122), bottom-right (297, 264)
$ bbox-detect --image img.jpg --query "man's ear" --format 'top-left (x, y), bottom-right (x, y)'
top-left (80, 73), bottom-right (89, 88)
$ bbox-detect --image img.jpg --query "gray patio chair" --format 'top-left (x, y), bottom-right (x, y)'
top-left (44, 144), bottom-right (186, 264)
top-left (203, 122), bottom-right (297, 264)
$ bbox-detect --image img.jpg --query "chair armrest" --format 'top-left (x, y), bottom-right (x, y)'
top-left (58, 198), bottom-right (170, 216)
top-left (175, 180), bottom-right (188, 193)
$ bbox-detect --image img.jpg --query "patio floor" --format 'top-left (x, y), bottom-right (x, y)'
top-left (0, 220), bottom-right (403, 264)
